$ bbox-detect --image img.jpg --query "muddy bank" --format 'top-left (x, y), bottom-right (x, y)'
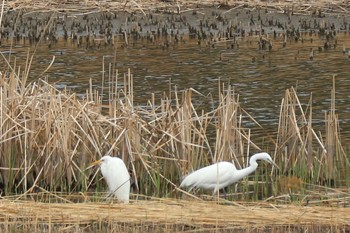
top-left (1, 0), bottom-right (350, 48)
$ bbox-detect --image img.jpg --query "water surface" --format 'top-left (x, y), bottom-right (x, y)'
top-left (1, 32), bottom-right (350, 144)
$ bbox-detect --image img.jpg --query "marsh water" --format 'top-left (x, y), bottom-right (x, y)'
top-left (1, 31), bottom-right (350, 144)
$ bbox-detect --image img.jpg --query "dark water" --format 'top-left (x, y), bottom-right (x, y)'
top-left (1, 32), bottom-right (350, 144)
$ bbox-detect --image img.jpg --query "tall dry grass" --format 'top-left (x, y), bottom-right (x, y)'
top-left (274, 76), bottom-right (348, 187)
top-left (0, 55), bottom-right (262, 198)
top-left (0, 53), bottom-right (349, 201)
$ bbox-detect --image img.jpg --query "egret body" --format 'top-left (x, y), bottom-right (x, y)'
top-left (180, 152), bottom-right (277, 194)
top-left (91, 155), bottom-right (130, 203)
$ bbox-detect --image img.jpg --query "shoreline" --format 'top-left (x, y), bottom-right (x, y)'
top-left (1, 1), bottom-right (349, 41)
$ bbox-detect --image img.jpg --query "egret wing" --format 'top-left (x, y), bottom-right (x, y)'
top-left (181, 162), bottom-right (236, 190)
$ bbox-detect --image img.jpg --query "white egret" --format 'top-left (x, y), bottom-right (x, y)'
top-left (91, 155), bottom-right (130, 203)
top-left (180, 152), bottom-right (278, 195)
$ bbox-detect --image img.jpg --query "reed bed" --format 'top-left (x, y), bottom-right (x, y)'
top-left (274, 76), bottom-right (348, 186)
top-left (0, 51), bottom-right (350, 200)
top-left (0, 55), bottom-right (262, 197)
top-left (1, 194), bottom-right (350, 232)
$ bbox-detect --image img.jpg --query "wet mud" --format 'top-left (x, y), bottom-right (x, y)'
top-left (1, 2), bottom-right (349, 50)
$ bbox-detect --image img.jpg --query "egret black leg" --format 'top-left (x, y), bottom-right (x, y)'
top-left (221, 187), bottom-right (229, 198)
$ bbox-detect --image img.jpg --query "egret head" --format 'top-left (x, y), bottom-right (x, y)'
top-left (90, 155), bottom-right (112, 167)
top-left (252, 152), bottom-right (280, 170)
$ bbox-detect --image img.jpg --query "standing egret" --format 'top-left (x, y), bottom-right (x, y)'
top-left (180, 152), bottom-right (278, 195)
top-left (91, 155), bottom-right (130, 203)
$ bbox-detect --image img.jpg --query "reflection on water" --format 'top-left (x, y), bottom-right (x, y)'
top-left (1, 32), bottom-right (350, 143)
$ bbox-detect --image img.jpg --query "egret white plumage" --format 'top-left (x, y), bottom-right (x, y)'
top-left (180, 152), bottom-right (278, 195)
top-left (91, 155), bottom-right (130, 203)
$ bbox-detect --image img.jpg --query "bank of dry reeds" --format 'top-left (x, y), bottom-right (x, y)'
top-left (0, 194), bottom-right (350, 232)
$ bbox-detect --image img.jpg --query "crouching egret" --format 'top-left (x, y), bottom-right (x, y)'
top-left (91, 155), bottom-right (130, 203)
top-left (180, 152), bottom-right (278, 195)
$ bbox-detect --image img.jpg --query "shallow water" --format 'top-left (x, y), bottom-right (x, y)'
top-left (1, 31), bottom-right (350, 144)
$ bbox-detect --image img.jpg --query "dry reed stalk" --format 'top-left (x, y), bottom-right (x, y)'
top-left (323, 75), bottom-right (347, 181)
top-left (324, 76), bottom-right (336, 180)
top-left (306, 95), bottom-right (313, 170)
top-left (275, 79), bottom-right (348, 185)
top-left (173, 89), bottom-right (202, 168)
top-left (276, 87), bottom-right (310, 172)
top-left (213, 84), bottom-right (261, 168)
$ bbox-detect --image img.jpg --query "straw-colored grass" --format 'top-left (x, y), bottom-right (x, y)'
top-left (274, 76), bottom-right (348, 185)
top-left (0, 53), bottom-right (262, 197)
top-left (0, 52), bottom-right (349, 199)
top-left (3, 0), bottom-right (350, 16)
top-left (1, 194), bottom-right (350, 232)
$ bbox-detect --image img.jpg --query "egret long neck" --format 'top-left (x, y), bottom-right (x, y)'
top-left (235, 162), bottom-right (258, 180)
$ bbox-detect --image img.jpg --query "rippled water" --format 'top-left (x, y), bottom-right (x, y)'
top-left (1, 32), bottom-right (350, 143)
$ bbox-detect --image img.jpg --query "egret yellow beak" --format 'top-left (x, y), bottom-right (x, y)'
top-left (90, 160), bottom-right (102, 167)
top-left (269, 159), bottom-right (280, 171)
